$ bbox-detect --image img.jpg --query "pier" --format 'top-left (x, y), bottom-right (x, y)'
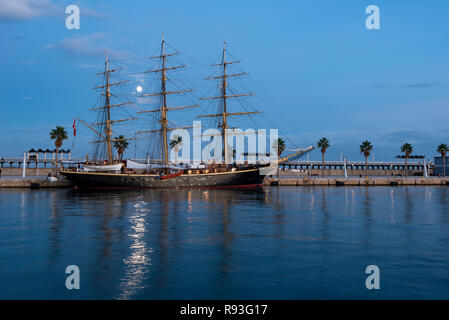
top-left (0, 158), bottom-right (84, 177)
top-left (0, 158), bottom-right (82, 169)
top-left (0, 158), bottom-right (432, 171)
top-left (279, 160), bottom-right (432, 176)
top-left (0, 158), bottom-right (446, 188)
top-left (264, 176), bottom-right (449, 186)
top-left (0, 157), bottom-right (80, 187)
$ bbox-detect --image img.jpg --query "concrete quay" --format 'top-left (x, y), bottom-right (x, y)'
top-left (0, 168), bottom-right (53, 176)
top-left (0, 177), bottom-right (71, 188)
top-left (1, 174), bottom-right (448, 189)
top-left (264, 176), bottom-right (449, 186)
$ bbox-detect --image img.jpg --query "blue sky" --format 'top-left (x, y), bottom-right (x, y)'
top-left (0, 0), bottom-right (448, 161)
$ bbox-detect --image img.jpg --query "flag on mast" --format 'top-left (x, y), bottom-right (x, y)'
top-left (73, 119), bottom-right (77, 136)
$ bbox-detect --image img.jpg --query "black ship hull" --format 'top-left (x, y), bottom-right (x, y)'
top-left (60, 167), bottom-right (265, 189)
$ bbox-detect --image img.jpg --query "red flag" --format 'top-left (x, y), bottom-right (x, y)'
top-left (73, 119), bottom-right (77, 136)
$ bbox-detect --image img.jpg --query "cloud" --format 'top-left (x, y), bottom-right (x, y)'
top-left (19, 59), bottom-right (37, 64)
top-left (136, 96), bottom-right (155, 105)
top-left (292, 126), bottom-right (449, 149)
top-left (373, 82), bottom-right (392, 90)
top-left (45, 32), bottom-right (106, 58)
top-left (80, 7), bottom-right (108, 19)
top-left (45, 33), bottom-right (133, 59)
top-left (131, 73), bottom-right (146, 84)
top-left (287, 126), bottom-right (449, 161)
top-left (0, 0), bottom-right (107, 22)
top-left (402, 81), bottom-right (441, 89)
top-left (0, 0), bottom-right (57, 21)
top-left (373, 81), bottom-right (443, 90)
top-left (77, 64), bottom-right (100, 69)
top-left (9, 34), bottom-right (27, 40)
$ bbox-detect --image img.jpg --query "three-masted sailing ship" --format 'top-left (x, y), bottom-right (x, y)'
top-left (60, 36), bottom-right (313, 189)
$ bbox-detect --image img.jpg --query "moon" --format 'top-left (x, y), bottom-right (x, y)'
top-left (136, 86), bottom-right (143, 93)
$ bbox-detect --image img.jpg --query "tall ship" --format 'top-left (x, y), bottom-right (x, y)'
top-left (60, 36), bottom-right (313, 189)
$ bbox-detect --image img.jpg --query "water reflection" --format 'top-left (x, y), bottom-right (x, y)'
top-left (48, 190), bottom-right (62, 264)
top-left (390, 189), bottom-right (396, 223)
top-left (200, 189), bottom-right (236, 284)
top-left (404, 187), bottom-right (414, 224)
top-left (269, 188), bottom-right (286, 240)
top-left (115, 198), bottom-right (152, 300)
top-left (320, 188), bottom-right (330, 241)
top-left (439, 187), bottom-right (449, 225)
top-left (115, 189), bottom-right (267, 298)
top-left (4, 185), bottom-right (449, 299)
top-left (362, 187), bottom-right (373, 246)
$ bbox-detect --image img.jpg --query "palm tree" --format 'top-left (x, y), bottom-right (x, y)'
top-left (437, 143), bottom-right (448, 177)
top-left (170, 135), bottom-right (183, 163)
top-left (270, 138), bottom-right (286, 178)
top-left (360, 140), bottom-right (373, 177)
top-left (400, 143), bottom-right (413, 177)
top-left (49, 126), bottom-right (68, 161)
top-left (272, 138), bottom-right (286, 158)
top-left (113, 135), bottom-right (129, 161)
top-left (317, 137), bottom-right (330, 177)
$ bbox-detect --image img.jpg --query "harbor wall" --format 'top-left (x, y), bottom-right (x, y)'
top-left (0, 168), bottom-right (53, 176)
top-left (0, 177), bottom-right (71, 188)
top-left (264, 176), bottom-right (449, 186)
top-left (2, 175), bottom-right (448, 188)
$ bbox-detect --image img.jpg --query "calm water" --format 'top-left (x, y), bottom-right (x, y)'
top-left (1, 186), bottom-right (449, 299)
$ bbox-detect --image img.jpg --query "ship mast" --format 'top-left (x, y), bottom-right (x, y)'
top-left (160, 35), bottom-right (169, 166)
top-left (198, 41), bottom-right (260, 164)
top-left (89, 51), bottom-right (135, 163)
top-left (105, 52), bottom-right (113, 163)
top-left (222, 42), bottom-right (229, 163)
top-left (137, 34), bottom-right (199, 168)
